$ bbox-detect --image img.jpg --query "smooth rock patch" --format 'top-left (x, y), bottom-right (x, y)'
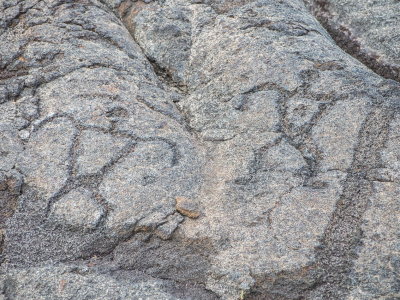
top-left (49, 188), bottom-right (103, 231)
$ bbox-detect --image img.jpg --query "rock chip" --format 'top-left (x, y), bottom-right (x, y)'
top-left (175, 196), bottom-right (201, 219)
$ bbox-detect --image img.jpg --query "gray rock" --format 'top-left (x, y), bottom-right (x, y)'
top-left (155, 213), bottom-right (184, 240)
top-left (0, 0), bottom-right (202, 273)
top-left (342, 115), bottom-right (400, 299)
top-left (0, 265), bottom-right (179, 300)
top-left (0, 131), bottom-right (23, 173)
top-left (0, 170), bottom-right (23, 229)
top-left (132, 0), bottom-right (192, 83)
top-left (49, 188), bottom-right (104, 231)
top-left (99, 140), bottom-right (200, 238)
top-left (305, 0), bottom-right (400, 82)
top-left (16, 117), bottom-right (76, 199)
top-left (1, 0), bottom-right (400, 299)
top-left (345, 181), bottom-right (400, 300)
top-left (75, 130), bottom-right (131, 176)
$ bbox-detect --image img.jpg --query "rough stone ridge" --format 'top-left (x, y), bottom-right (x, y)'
top-left (1, 0), bottom-right (400, 299)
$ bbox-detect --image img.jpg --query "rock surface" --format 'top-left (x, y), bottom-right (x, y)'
top-left (305, 0), bottom-right (400, 82)
top-left (1, 0), bottom-right (399, 299)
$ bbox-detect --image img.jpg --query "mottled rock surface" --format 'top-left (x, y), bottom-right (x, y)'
top-left (305, 0), bottom-right (400, 82)
top-left (1, 0), bottom-right (399, 299)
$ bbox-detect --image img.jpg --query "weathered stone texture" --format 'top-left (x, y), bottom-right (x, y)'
top-left (1, 0), bottom-right (399, 299)
top-left (305, 0), bottom-right (400, 82)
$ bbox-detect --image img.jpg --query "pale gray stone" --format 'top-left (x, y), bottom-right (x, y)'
top-left (311, 98), bottom-right (369, 171)
top-left (155, 213), bottom-right (184, 240)
top-left (76, 130), bottom-right (131, 176)
top-left (1, 0), bottom-right (400, 299)
top-left (0, 265), bottom-right (179, 300)
top-left (99, 141), bottom-right (186, 237)
top-left (49, 188), bottom-right (103, 231)
top-left (0, 130), bottom-right (23, 172)
top-left (16, 117), bottom-right (76, 199)
top-left (132, 0), bottom-right (192, 83)
top-left (306, 0), bottom-right (400, 82)
top-left (345, 181), bottom-right (400, 300)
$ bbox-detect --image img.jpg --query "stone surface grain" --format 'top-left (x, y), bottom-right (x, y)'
top-left (1, 0), bottom-right (399, 299)
top-left (305, 0), bottom-right (400, 82)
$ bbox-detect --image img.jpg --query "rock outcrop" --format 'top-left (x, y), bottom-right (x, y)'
top-left (1, 0), bottom-right (399, 299)
top-left (305, 0), bottom-right (400, 82)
